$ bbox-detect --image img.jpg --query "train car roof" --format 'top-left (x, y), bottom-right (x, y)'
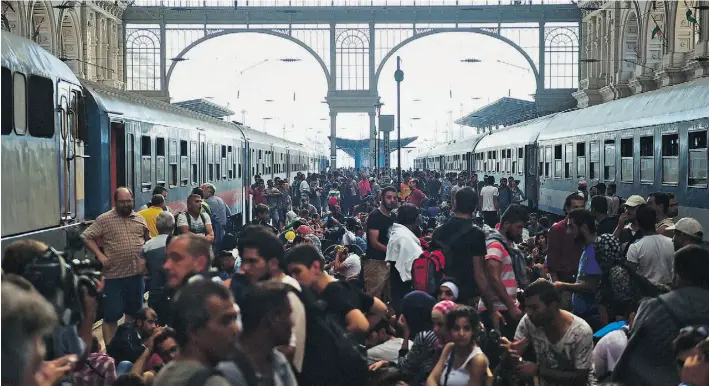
top-left (1, 32), bottom-right (80, 85)
top-left (421, 133), bottom-right (487, 158)
top-left (475, 113), bottom-right (558, 150)
top-left (538, 77), bottom-right (709, 141)
top-left (83, 80), bottom-right (304, 149)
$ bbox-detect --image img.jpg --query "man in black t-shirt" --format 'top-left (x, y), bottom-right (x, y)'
top-left (365, 186), bottom-right (398, 299)
top-left (284, 244), bottom-right (387, 334)
top-left (431, 187), bottom-right (487, 306)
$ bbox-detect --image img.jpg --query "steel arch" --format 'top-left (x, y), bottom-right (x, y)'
top-left (165, 29), bottom-right (332, 92)
top-left (374, 27), bottom-right (541, 90)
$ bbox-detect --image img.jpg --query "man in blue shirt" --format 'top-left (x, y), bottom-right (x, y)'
top-left (554, 208), bottom-right (603, 331)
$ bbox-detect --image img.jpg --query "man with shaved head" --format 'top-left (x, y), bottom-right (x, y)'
top-left (82, 187), bottom-right (150, 346)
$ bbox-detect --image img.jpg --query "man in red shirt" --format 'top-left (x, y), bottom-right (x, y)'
top-left (358, 174), bottom-right (371, 198)
top-left (546, 193), bottom-right (585, 309)
top-left (406, 179), bottom-right (428, 209)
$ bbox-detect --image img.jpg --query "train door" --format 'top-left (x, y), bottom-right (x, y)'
top-left (524, 144), bottom-right (539, 209)
top-left (199, 132), bottom-right (206, 185)
top-left (111, 121), bottom-right (136, 204)
top-left (57, 80), bottom-right (84, 223)
top-left (466, 151), bottom-right (473, 173)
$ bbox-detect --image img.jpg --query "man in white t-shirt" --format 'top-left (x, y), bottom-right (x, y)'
top-left (504, 279), bottom-right (595, 386)
top-left (333, 247), bottom-right (362, 280)
top-left (479, 175), bottom-right (499, 228)
top-left (626, 204), bottom-right (674, 286)
top-left (176, 194), bottom-right (214, 244)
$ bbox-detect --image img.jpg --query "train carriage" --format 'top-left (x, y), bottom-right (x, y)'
top-left (1, 33), bottom-right (324, 253)
top-left (472, 114), bottom-right (557, 209)
top-left (1, 32), bottom-right (87, 251)
top-left (537, 77), bottom-right (709, 244)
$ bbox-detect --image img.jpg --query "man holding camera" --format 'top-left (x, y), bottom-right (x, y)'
top-left (82, 187), bottom-right (150, 346)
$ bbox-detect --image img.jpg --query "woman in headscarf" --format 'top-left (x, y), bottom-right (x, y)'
top-left (438, 279), bottom-right (460, 303)
top-left (432, 300), bottom-right (457, 349)
top-left (369, 291), bottom-right (440, 386)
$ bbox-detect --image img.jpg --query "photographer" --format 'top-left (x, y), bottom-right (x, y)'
top-left (2, 240), bottom-right (100, 362)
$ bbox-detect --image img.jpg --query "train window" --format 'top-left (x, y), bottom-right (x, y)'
top-left (554, 145), bottom-right (562, 179)
top-left (214, 144), bottom-right (220, 181)
top-left (237, 147), bottom-right (242, 179)
top-left (27, 76), bottom-right (54, 138)
top-left (639, 136), bottom-right (654, 183)
top-left (576, 143), bottom-right (586, 178)
top-left (221, 146), bottom-right (227, 179)
top-left (564, 144), bottom-right (572, 179)
top-left (126, 133), bottom-right (135, 193)
top-left (207, 143), bottom-right (214, 182)
top-left (544, 146), bottom-right (552, 178)
top-left (688, 130), bottom-right (707, 187)
top-left (2, 67), bottom-right (12, 135)
top-left (169, 140), bottom-right (178, 188)
top-left (190, 141), bottom-right (198, 185)
top-left (662, 134), bottom-right (679, 185)
top-left (180, 140), bottom-right (188, 186)
top-left (141, 136), bottom-right (152, 192)
top-left (156, 137), bottom-right (166, 186)
top-left (227, 146), bottom-right (233, 179)
top-left (13, 72), bottom-right (27, 135)
top-left (590, 141), bottom-right (600, 180)
top-left (604, 140), bottom-right (616, 181)
top-left (538, 147), bottom-right (543, 178)
top-left (620, 138), bottom-right (633, 182)
top-left (517, 148), bottom-right (523, 176)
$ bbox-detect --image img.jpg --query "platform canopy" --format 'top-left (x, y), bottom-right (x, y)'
top-left (330, 136), bottom-right (418, 168)
top-left (173, 98), bottom-right (235, 119)
top-left (455, 97), bottom-right (539, 128)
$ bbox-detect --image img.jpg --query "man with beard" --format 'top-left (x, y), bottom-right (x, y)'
top-left (365, 186), bottom-right (398, 299)
top-left (228, 228), bottom-right (307, 373)
top-left (503, 279), bottom-right (595, 386)
top-left (553, 209), bottom-right (603, 331)
top-left (478, 205), bottom-right (527, 340)
top-left (82, 187), bottom-right (150, 345)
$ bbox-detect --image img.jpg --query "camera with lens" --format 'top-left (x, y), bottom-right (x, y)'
top-left (22, 246), bottom-right (103, 326)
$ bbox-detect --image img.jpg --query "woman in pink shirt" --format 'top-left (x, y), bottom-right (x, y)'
top-left (358, 174), bottom-right (371, 198)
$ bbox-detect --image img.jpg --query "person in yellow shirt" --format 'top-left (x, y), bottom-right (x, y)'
top-left (138, 194), bottom-right (167, 237)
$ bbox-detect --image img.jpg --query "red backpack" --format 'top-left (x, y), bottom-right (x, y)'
top-left (411, 249), bottom-right (446, 294)
top-left (411, 223), bottom-right (473, 295)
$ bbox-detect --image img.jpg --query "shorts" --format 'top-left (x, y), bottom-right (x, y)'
top-left (103, 275), bottom-right (145, 323)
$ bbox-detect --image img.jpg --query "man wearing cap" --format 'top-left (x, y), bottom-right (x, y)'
top-left (613, 195), bottom-right (646, 254)
top-left (668, 218), bottom-right (704, 251)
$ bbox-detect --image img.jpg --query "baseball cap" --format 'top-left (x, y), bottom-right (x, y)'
top-left (667, 217), bottom-right (704, 239)
top-left (624, 195), bottom-right (646, 207)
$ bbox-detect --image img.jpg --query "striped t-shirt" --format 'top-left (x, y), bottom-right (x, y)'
top-left (478, 239), bottom-right (519, 312)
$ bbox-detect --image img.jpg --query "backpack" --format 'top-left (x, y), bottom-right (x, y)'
top-left (413, 223), bottom-right (471, 295)
top-left (174, 212), bottom-right (208, 235)
top-left (291, 285), bottom-right (368, 386)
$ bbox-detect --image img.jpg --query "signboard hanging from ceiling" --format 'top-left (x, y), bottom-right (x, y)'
top-left (379, 115), bottom-right (395, 133)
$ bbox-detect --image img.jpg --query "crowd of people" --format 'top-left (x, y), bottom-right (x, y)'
top-left (2, 167), bottom-right (709, 386)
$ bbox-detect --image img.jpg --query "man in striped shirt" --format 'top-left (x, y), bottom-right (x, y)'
top-left (478, 205), bottom-right (527, 341)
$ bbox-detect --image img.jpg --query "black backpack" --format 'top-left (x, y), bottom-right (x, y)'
top-left (292, 286), bottom-right (368, 386)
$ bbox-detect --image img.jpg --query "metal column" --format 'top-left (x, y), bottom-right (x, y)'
top-left (330, 112), bottom-right (337, 170)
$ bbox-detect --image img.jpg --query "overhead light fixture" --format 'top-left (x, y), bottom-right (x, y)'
top-left (170, 57), bottom-right (188, 62)
top-left (470, 97), bottom-right (482, 100)
top-left (411, 117), bottom-right (421, 120)
top-left (461, 58), bottom-right (482, 63)
top-left (265, 99), bottom-right (274, 102)
top-left (263, 117), bottom-right (273, 120)
top-left (279, 58), bottom-right (301, 63)
top-left (412, 99), bottom-right (421, 102)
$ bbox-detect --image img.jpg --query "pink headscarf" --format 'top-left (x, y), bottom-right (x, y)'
top-left (433, 300), bottom-right (457, 349)
top-left (433, 300), bottom-right (457, 316)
